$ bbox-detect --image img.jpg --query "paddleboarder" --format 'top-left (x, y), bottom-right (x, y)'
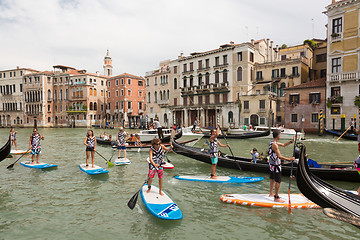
top-left (146, 138), bottom-right (172, 196)
top-left (268, 129), bottom-right (295, 202)
top-left (209, 124), bottom-right (229, 179)
top-left (10, 128), bottom-right (18, 151)
top-left (352, 126), bottom-right (360, 154)
top-left (84, 130), bottom-right (96, 168)
top-left (117, 127), bottom-right (127, 159)
top-left (29, 128), bottom-right (44, 164)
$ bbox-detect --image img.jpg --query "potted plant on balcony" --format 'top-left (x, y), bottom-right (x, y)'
top-left (354, 96), bottom-right (360, 108)
top-left (331, 32), bottom-right (340, 38)
top-left (326, 98), bottom-right (332, 108)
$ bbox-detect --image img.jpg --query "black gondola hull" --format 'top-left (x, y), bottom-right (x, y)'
top-left (0, 136), bottom-right (11, 162)
top-left (202, 130), bottom-right (271, 139)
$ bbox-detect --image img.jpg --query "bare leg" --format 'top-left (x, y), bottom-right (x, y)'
top-left (86, 151), bottom-right (90, 168)
top-left (124, 149), bottom-right (127, 160)
top-left (357, 186), bottom-right (360, 196)
top-left (91, 151), bottom-right (95, 168)
top-left (118, 149), bottom-right (121, 158)
top-left (36, 154), bottom-right (40, 164)
top-left (274, 182), bottom-right (284, 202)
top-left (159, 178), bottom-right (164, 196)
top-left (146, 178), bottom-right (153, 193)
top-left (269, 179), bottom-right (275, 197)
top-left (14, 140), bottom-right (17, 151)
top-left (31, 154), bottom-right (35, 164)
top-left (210, 164), bottom-right (217, 179)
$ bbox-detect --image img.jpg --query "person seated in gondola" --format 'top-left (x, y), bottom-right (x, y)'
top-left (250, 148), bottom-right (259, 163)
top-left (103, 132), bottom-right (109, 140)
top-left (134, 134), bottom-right (142, 147)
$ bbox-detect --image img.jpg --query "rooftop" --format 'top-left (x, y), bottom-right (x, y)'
top-left (284, 78), bottom-right (326, 90)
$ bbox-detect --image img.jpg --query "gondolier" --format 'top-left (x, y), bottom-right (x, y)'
top-left (268, 129), bottom-right (295, 202)
top-left (153, 119), bottom-right (163, 139)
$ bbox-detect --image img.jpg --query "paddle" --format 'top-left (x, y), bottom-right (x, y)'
top-left (337, 125), bottom-right (352, 141)
top-left (95, 151), bottom-right (114, 167)
top-left (7, 149), bottom-right (31, 169)
top-left (137, 147), bottom-right (142, 153)
top-left (223, 134), bottom-right (242, 171)
top-left (128, 169), bottom-right (155, 209)
top-left (288, 132), bottom-right (298, 214)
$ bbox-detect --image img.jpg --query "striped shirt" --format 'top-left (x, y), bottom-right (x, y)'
top-left (149, 146), bottom-right (164, 170)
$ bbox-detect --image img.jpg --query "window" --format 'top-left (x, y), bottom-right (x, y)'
top-left (244, 101), bottom-right (249, 110)
top-left (139, 91), bottom-right (143, 97)
top-left (138, 80), bottom-right (143, 86)
top-left (332, 17), bottom-right (342, 34)
top-left (250, 52), bottom-right (254, 62)
top-left (174, 66), bottom-right (177, 74)
top-left (215, 71), bottom-right (219, 83)
top-left (128, 101), bottom-right (132, 109)
top-left (256, 71), bottom-right (262, 80)
top-left (292, 67), bottom-right (299, 76)
top-left (272, 69), bottom-right (279, 78)
top-left (331, 106), bottom-right (340, 115)
top-left (237, 67), bottom-right (242, 81)
top-left (190, 62), bottom-right (193, 71)
top-left (331, 86), bottom-right (340, 97)
top-left (244, 118), bottom-right (249, 125)
top-left (279, 83), bottom-right (286, 97)
top-left (311, 113), bottom-right (319, 123)
top-left (101, 90), bottom-right (103, 96)
top-left (281, 55), bottom-right (286, 61)
top-left (183, 97), bottom-right (187, 106)
top-left (146, 79), bottom-right (149, 86)
top-left (174, 78), bottom-right (177, 89)
top-left (174, 98), bottom-right (177, 106)
top-left (289, 94), bottom-right (300, 104)
top-left (101, 80), bottom-right (104, 86)
top-left (198, 74), bottom-right (202, 85)
top-left (183, 77), bottom-right (187, 87)
top-left (116, 79), bottom-right (119, 86)
top-left (223, 55), bottom-right (227, 65)
top-left (198, 96), bottom-right (203, 105)
top-left (198, 60), bottom-right (202, 70)
top-left (121, 78), bottom-right (125, 85)
top-left (108, 81), bottom-right (110, 87)
top-left (260, 118), bottom-right (265, 125)
top-left (205, 73), bottom-right (210, 85)
top-left (291, 114), bottom-right (298, 123)
top-left (237, 52), bottom-right (242, 62)
top-left (108, 91), bottom-right (110, 98)
top-left (316, 54), bottom-right (327, 63)
top-left (128, 79), bottom-right (131, 85)
top-left (205, 95), bottom-right (210, 104)
top-left (205, 59), bottom-right (210, 68)
top-left (215, 57), bottom-right (219, 66)
top-left (155, 77), bottom-right (157, 85)
top-left (309, 93), bottom-right (321, 104)
top-left (280, 68), bottom-right (286, 77)
top-left (259, 100), bottom-right (265, 109)
top-left (223, 70), bottom-right (228, 82)
top-left (223, 93), bottom-right (228, 103)
top-left (48, 117), bottom-right (51, 123)
top-left (332, 58), bottom-right (341, 73)
top-left (47, 89), bottom-right (51, 101)
top-left (128, 90), bottom-right (131, 96)
top-left (148, 92), bottom-right (151, 103)
top-left (183, 64), bottom-right (187, 72)
top-left (320, 69), bottom-right (326, 78)
top-left (139, 102), bottom-right (143, 110)
top-left (154, 92), bottom-right (157, 103)
top-left (116, 90), bottom-right (119, 97)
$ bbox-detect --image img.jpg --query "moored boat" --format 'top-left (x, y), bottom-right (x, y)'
top-left (172, 140), bottom-right (360, 182)
top-left (0, 136), bottom-right (11, 162)
top-left (202, 129), bottom-right (270, 139)
top-left (228, 126), bottom-right (303, 140)
top-left (296, 142), bottom-right (360, 222)
top-left (325, 128), bottom-right (357, 141)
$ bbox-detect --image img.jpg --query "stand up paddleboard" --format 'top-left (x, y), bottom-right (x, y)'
top-left (115, 158), bottom-right (131, 165)
top-left (11, 150), bottom-right (30, 155)
top-left (146, 157), bottom-right (174, 169)
top-left (140, 184), bottom-right (182, 220)
top-left (174, 176), bottom-right (263, 183)
top-left (20, 161), bottom-right (57, 169)
top-left (220, 194), bottom-right (320, 208)
top-left (79, 164), bottom-right (109, 175)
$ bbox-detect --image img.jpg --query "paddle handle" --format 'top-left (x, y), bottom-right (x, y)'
top-left (337, 125), bottom-right (352, 141)
top-left (288, 132), bottom-right (298, 214)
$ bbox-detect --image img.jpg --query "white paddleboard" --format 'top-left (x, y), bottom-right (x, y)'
top-left (79, 164), bottom-right (109, 175)
top-left (174, 176), bottom-right (263, 183)
top-left (140, 184), bottom-right (183, 220)
top-left (11, 150), bottom-right (30, 155)
top-left (220, 194), bottom-right (319, 208)
top-left (114, 158), bottom-right (131, 165)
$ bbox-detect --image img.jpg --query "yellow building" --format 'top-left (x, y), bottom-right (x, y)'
top-left (325, 0), bottom-right (360, 129)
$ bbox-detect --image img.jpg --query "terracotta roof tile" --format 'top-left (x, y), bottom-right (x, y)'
top-left (284, 78), bottom-right (326, 90)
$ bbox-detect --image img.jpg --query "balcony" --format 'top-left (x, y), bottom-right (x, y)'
top-left (66, 110), bottom-right (87, 114)
top-left (139, 109), bottom-right (144, 114)
top-left (127, 109), bottom-right (133, 114)
top-left (114, 109), bottom-right (119, 114)
top-left (259, 108), bottom-right (266, 113)
top-left (106, 109), bottom-right (111, 114)
top-left (213, 63), bottom-right (228, 70)
top-left (182, 70), bottom-right (194, 75)
top-left (329, 71), bottom-right (358, 82)
top-left (330, 32), bottom-right (342, 43)
top-left (328, 96), bottom-right (343, 104)
top-left (158, 99), bottom-right (170, 107)
top-left (73, 81), bottom-right (86, 85)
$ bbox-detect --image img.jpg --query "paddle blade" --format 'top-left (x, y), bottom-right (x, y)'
top-left (107, 161), bottom-right (114, 167)
top-left (137, 147), bottom-right (141, 153)
top-left (128, 190), bottom-right (140, 210)
top-left (288, 189), bottom-right (291, 214)
top-left (7, 163), bottom-right (15, 169)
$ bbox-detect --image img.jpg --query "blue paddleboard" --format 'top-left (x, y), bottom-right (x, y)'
top-left (174, 175), bottom-right (264, 183)
top-left (140, 184), bottom-right (183, 220)
top-left (20, 161), bottom-right (57, 169)
top-left (79, 164), bottom-right (109, 175)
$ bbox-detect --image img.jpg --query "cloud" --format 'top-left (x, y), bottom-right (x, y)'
top-left (0, 0), bottom-right (328, 76)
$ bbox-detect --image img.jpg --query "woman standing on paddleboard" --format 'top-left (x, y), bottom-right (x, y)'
top-left (147, 138), bottom-right (172, 196)
top-left (117, 127), bottom-right (127, 159)
top-left (10, 128), bottom-right (18, 151)
top-left (209, 124), bottom-right (229, 179)
top-left (84, 130), bottom-right (96, 168)
top-left (29, 128), bottom-right (44, 164)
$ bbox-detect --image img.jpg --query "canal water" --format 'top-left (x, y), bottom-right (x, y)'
top-left (0, 128), bottom-right (359, 239)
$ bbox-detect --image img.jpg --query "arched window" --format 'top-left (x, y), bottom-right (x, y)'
top-left (54, 90), bottom-right (57, 101)
top-left (215, 71), bottom-right (219, 83)
top-left (228, 111), bottom-right (234, 123)
top-left (190, 75), bottom-right (193, 87)
top-left (198, 74), bottom-right (202, 85)
top-left (163, 90), bottom-right (166, 100)
top-left (160, 91), bottom-right (163, 101)
top-left (148, 92), bottom-right (151, 103)
top-left (94, 102), bottom-right (97, 111)
top-left (89, 88), bottom-right (93, 96)
top-left (47, 89), bottom-right (51, 101)
top-left (60, 89), bottom-right (63, 100)
top-left (223, 69), bottom-right (228, 82)
top-left (154, 91), bottom-right (157, 103)
top-left (205, 72), bottom-right (210, 85)
top-left (94, 89), bottom-right (97, 96)
top-left (89, 102), bottom-right (93, 110)
top-left (237, 67), bottom-right (242, 81)
top-left (183, 77), bottom-right (187, 88)
top-left (167, 90), bottom-right (170, 100)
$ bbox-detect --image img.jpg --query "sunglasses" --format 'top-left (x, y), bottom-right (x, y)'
top-left (154, 143), bottom-right (160, 145)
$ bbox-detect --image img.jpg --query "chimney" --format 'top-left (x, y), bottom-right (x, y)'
top-left (332, 0), bottom-right (336, 3)
top-left (251, 39), bottom-right (254, 45)
top-left (17, 66), bottom-right (20, 69)
top-left (230, 41), bottom-right (234, 45)
top-left (178, 52), bottom-right (184, 59)
top-left (270, 41), bottom-right (274, 62)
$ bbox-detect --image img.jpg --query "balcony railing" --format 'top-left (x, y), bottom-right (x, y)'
top-left (329, 71), bottom-right (358, 82)
top-left (127, 109), bottom-right (133, 114)
top-left (330, 32), bottom-right (342, 43)
top-left (329, 96), bottom-right (343, 104)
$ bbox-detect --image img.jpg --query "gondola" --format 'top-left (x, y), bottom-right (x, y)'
top-left (0, 136), bottom-right (11, 162)
top-left (111, 138), bottom-right (199, 151)
top-left (202, 129), bottom-right (271, 139)
top-left (172, 140), bottom-right (360, 182)
top-left (325, 128), bottom-right (357, 141)
top-left (296, 142), bottom-right (360, 226)
top-left (97, 130), bottom-right (182, 146)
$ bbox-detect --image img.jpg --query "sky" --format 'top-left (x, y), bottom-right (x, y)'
top-left (0, 0), bottom-right (330, 77)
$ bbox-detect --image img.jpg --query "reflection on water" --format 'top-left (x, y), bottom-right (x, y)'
top-left (0, 129), bottom-right (359, 239)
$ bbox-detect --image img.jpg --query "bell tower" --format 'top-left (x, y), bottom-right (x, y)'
top-left (103, 49), bottom-right (113, 76)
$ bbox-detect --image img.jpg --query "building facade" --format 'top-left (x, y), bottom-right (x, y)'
top-left (284, 78), bottom-right (326, 133)
top-left (325, 0), bottom-right (360, 129)
top-left (107, 73), bottom-right (146, 128)
top-left (0, 67), bottom-right (39, 127)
